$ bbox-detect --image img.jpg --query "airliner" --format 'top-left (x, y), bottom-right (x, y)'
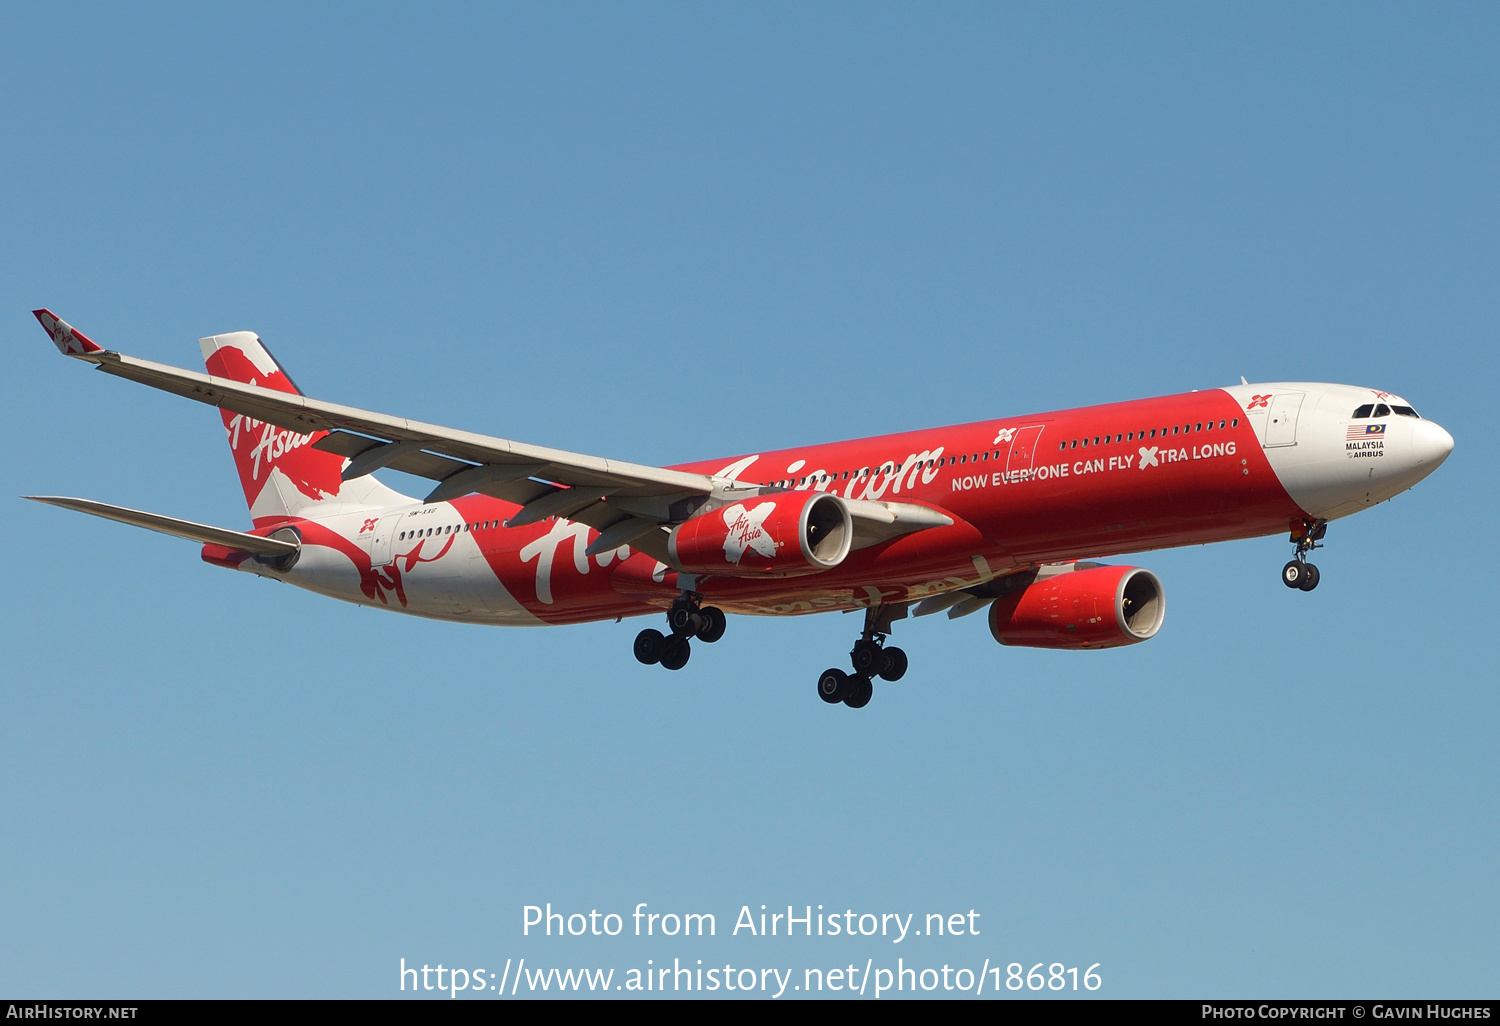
top-left (28, 310), bottom-right (1453, 708)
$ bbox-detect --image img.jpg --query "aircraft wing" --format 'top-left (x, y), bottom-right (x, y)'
top-left (34, 310), bottom-right (713, 537)
top-left (33, 311), bottom-right (957, 557)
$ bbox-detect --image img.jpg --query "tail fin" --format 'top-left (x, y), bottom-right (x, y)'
top-left (200, 332), bottom-right (411, 523)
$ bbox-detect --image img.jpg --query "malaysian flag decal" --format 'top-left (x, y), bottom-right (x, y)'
top-left (1347, 423), bottom-right (1387, 440)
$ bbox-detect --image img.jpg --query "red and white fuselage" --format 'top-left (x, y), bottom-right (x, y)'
top-left (223, 382), bottom-right (1449, 625)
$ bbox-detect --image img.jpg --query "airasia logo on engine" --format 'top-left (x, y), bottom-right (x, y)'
top-left (670, 493), bottom-right (834, 578)
top-left (722, 502), bottom-right (778, 564)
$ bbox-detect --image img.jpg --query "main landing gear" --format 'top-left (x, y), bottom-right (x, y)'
top-left (634, 593), bottom-right (726, 671)
top-left (1282, 519), bottom-right (1327, 592)
top-left (818, 604), bottom-right (909, 710)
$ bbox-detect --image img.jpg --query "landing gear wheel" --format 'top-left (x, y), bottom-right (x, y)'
top-left (878, 646), bottom-right (908, 682)
top-left (668, 604), bottom-right (701, 636)
top-left (844, 675), bottom-right (874, 709)
top-left (658, 636), bottom-right (691, 671)
top-left (1285, 519), bottom-right (1328, 592)
top-left (696, 606), bottom-right (727, 643)
top-left (818, 668), bottom-right (851, 704)
top-left (851, 639), bottom-right (885, 675)
top-left (634, 628), bottom-right (665, 665)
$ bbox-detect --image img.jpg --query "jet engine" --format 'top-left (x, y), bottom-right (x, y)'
top-left (667, 491), bottom-right (851, 578)
top-left (988, 565), bottom-right (1165, 650)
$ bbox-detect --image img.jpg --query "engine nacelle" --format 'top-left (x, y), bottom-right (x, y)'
top-left (988, 565), bottom-right (1165, 650)
top-left (667, 491), bottom-right (852, 578)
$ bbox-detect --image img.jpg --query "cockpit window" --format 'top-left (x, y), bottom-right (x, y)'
top-left (1373, 404), bottom-right (1391, 417)
top-left (1352, 404), bottom-right (1374, 418)
top-left (1392, 405), bottom-right (1420, 418)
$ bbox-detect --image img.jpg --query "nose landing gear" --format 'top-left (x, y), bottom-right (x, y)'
top-left (1282, 520), bottom-right (1326, 592)
top-left (818, 603), bottom-right (910, 708)
top-left (634, 593), bottom-right (727, 671)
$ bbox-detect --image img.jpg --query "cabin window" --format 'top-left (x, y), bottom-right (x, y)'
top-left (1059, 442), bottom-right (1067, 451)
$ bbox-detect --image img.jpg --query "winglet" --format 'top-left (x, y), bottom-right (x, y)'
top-left (33, 309), bottom-right (104, 356)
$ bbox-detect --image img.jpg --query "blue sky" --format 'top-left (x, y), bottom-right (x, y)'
top-left (1, 3), bottom-right (1495, 998)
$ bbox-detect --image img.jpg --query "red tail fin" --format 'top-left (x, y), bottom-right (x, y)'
top-left (199, 332), bottom-right (410, 523)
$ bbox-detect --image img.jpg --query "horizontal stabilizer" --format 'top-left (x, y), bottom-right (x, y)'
top-left (24, 496), bottom-right (298, 557)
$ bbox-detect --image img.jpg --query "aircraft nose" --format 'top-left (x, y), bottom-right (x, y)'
top-left (1411, 419), bottom-right (1454, 469)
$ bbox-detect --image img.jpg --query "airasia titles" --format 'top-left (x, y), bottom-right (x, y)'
top-left (226, 412), bottom-right (316, 481)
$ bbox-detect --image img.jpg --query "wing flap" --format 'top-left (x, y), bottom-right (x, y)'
top-left (24, 496), bottom-right (298, 557)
